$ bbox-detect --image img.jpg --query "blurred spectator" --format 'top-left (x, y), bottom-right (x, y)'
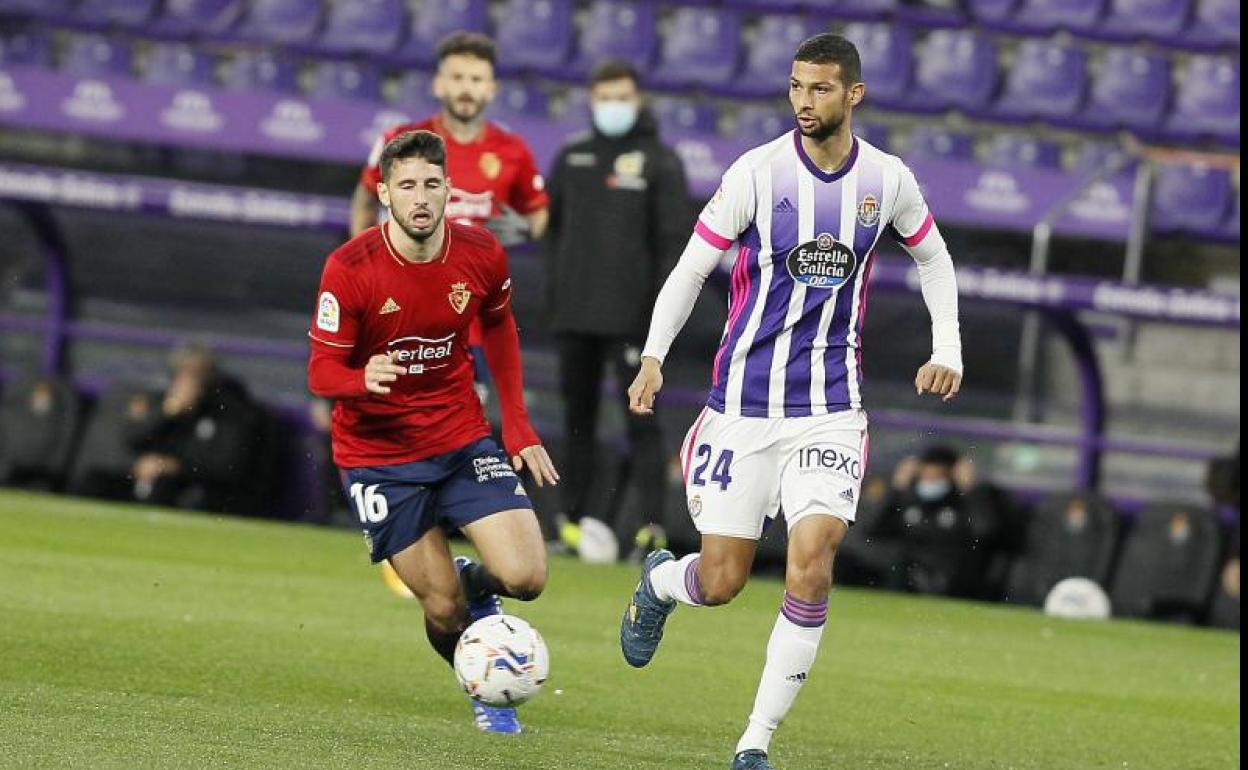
top-left (0, 373), bottom-right (82, 490)
top-left (1207, 444), bottom-right (1239, 629)
top-left (841, 445), bottom-right (1007, 598)
top-left (125, 343), bottom-right (264, 514)
top-left (69, 385), bottom-right (158, 501)
top-left (544, 60), bottom-right (691, 561)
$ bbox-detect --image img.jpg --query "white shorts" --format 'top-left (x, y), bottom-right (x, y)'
top-left (678, 407), bottom-right (870, 540)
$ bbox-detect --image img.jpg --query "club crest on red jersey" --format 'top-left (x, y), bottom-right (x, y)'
top-left (448, 282), bottom-right (471, 314)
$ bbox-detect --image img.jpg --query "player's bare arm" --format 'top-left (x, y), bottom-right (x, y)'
top-left (350, 185), bottom-right (381, 238)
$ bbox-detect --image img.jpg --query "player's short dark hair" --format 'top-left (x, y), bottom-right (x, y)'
top-left (590, 59), bottom-right (640, 88)
top-left (918, 445), bottom-right (961, 469)
top-left (794, 33), bottom-right (862, 87)
top-left (379, 130), bottom-right (447, 182)
top-left (437, 31), bottom-right (496, 67)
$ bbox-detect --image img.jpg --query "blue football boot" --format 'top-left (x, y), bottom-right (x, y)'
top-left (470, 701), bottom-right (523, 734)
top-left (732, 750), bottom-right (776, 770)
top-left (620, 549), bottom-right (677, 668)
top-left (454, 555), bottom-right (503, 623)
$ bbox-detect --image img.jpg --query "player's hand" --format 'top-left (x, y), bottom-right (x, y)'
top-left (365, 352), bottom-right (406, 395)
top-left (915, 362), bottom-right (962, 402)
top-left (628, 357), bottom-right (664, 416)
top-left (513, 445), bottom-right (560, 488)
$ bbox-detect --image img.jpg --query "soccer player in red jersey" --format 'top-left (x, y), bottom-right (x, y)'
top-left (309, 131), bottom-right (558, 734)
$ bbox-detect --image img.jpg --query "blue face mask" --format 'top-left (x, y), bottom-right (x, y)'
top-left (916, 478), bottom-right (953, 503)
top-left (593, 102), bottom-right (639, 138)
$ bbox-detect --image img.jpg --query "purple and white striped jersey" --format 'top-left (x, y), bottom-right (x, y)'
top-left (695, 131), bottom-right (943, 418)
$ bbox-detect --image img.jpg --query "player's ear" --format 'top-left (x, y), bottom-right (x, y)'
top-left (849, 82), bottom-right (866, 108)
top-left (376, 181), bottom-right (390, 208)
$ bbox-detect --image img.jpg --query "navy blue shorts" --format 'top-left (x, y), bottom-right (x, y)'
top-left (343, 437), bottom-right (532, 563)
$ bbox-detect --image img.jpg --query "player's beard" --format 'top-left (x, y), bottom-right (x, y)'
top-left (394, 208), bottom-right (445, 243)
top-left (444, 95), bottom-right (486, 124)
top-left (796, 111), bottom-right (845, 142)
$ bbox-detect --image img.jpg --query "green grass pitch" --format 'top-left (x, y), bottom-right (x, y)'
top-left (0, 490), bottom-right (1239, 769)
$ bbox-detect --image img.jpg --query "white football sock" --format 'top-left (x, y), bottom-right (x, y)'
top-left (649, 554), bottom-right (705, 606)
top-left (735, 596), bottom-right (827, 755)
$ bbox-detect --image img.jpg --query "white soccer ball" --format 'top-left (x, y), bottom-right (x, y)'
top-left (577, 516), bottom-right (619, 564)
top-left (1043, 577), bottom-right (1112, 620)
top-left (454, 614), bottom-right (550, 707)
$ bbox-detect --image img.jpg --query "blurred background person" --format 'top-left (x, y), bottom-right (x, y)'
top-left (543, 60), bottom-right (691, 562)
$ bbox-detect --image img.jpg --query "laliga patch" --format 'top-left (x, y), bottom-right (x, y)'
top-left (317, 291), bottom-right (340, 332)
top-left (786, 233), bottom-right (857, 289)
top-left (857, 194), bottom-right (881, 228)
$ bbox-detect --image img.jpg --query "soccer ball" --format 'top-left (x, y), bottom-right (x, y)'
top-left (454, 614), bottom-right (549, 707)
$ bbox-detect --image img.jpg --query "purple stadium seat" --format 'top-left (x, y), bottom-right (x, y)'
top-left (1151, 162), bottom-right (1232, 234)
top-left (1075, 49), bottom-right (1170, 133)
top-left (307, 60), bottom-right (382, 102)
top-left (495, 0), bottom-right (575, 76)
top-left (984, 134), bottom-right (1063, 169)
top-left (140, 42), bottom-right (217, 86)
top-left (730, 15), bottom-right (817, 98)
top-left (1095, 0), bottom-right (1191, 41)
top-left (843, 23), bottom-right (914, 109)
top-left (60, 34), bottom-right (133, 77)
top-left (0, 27), bottom-right (52, 66)
top-left (148, 0), bottom-right (244, 39)
top-left (1219, 192), bottom-right (1239, 241)
top-left (801, 0), bottom-right (898, 19)
top-left (0, 0), bottom-right (73, 20)
top-left (74, 0), bottom-right (158, 29)
top-left (1166, 55), bottom-right (1239, 145)
top-left (903, 125), bottom-right (975, 162)
top-left (650, 7), bottom-right (742, 90)
top-left (651, 97), bottom-right (720, 138)
top-left (1007, 0), bottom-right (1104, 33)
top-left (556, 87), bottom-right (592, 127)
top-left (315, 0), bottom-right (404, 56)
top-left (396, 0), bottom-right (489, 67)
top-left (220, 49), bottom-right (300, 93)
top-left (1075, 142), bottom-right (1132, 173)
top-left (732, 104), bottom-right (793, 145)
top-left (570, 1), bottom-right (658, 81)
top-left (1183, 0), bottom-right (1240, 48)
top-left (912, 29), bottom-right (999, 112)
top-left (493, 80), bottom-right (550, 121)
top-left (721, 0), bottom-right (804, 11)
top-left (966, 0), bottom-right (1019, 24)
top-left (234, 0), bottom-right (323, 46)
top-left (856, 121), bottom-right (892, 151)
top-left (992, 39), bottom-right (1086, 121)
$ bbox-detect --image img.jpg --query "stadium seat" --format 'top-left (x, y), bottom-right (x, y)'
top-left (843, 23), bottom-right (914, 109)
top-left (966, 0), bottom-right (1019, 25)
top-left (307, 60), bottom-right (382, 102)
top-left (801, 0), bottom-right (898, 19)
top-left (1165, 55), bottom-right (1239, 146)
top-left (493, 80), bottom-right (550, 121)
top-left (73, 0), bottom-right (158, 29)
top-left (1109, 504), bottom-right (1222, 622)
top-left (60, 34), bottom-right (133, 77)
top-left (903, 125), bottom-right (975, 162)
top-left (314, 0), bottom-right (404, 56)
top-left (67, 385), bottom-right (156, 502)
top-left (856, 121), bottom-right (892, 151)
top-left (1094, 0), bottom-right (1192, 42)
top-left (495, 0), bottom-right (575, 77)
top-left (0, 0), bottom-right (72, 20)
top-left (1182, 0), bottom-right (1240, 49)
top-left (568, 1), bottom-right (658, 81)
top-left (991, 39), bottom-right (1086, 121)
top-left (1075, 142), bottom-right (1132, 173)
top-left (732, 103), bottom-right (793, 146)
top-left (912, 29), bottom-right (999, 112)
top-left (395, 0), bottom-right (489, 67)
top-left (386, 69), bottom-right (438, 114)
top-left (140, 42), bottom-right (217, 86)
top-left (0, 26), bottom-right (52, 66)
top-left (1004, 493), bottom-right (1119, 606)
top-left (983, 133), bottom-right (1063, 169)
top-left (1220, 192), bottom-right (1240, 241)
top-left (650, 7), bottom-right (742, 90)
top-left (650, 96), bottom-right (720, 138)
top-left (1073, 48), bottom-right (1170, 134)
top-left (720, 0), bottom-right (804, 12)
top-left (1006, 0), bottom-right (1104, 34)
top-left (729, 15), bottom-right (817, 98)
top-left (233, 0), bottom-right (324, 46)
top-left (220, 49), bottom-right (300, 93)
top-left (1151, 162), bottom-right (1233, 235)
top-left (148, 0), bottom-right (244, 39)
top-left (0, 374), bottom-right (83, 492)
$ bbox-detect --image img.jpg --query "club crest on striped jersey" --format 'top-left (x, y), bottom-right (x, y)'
top-left (786, 232), bottom-right (857, 289)
top-left (857, 194), bottom-right (881, 228)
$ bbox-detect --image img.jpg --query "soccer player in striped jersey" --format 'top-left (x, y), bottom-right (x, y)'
top-left (619, 34), bottom-right (963, 770)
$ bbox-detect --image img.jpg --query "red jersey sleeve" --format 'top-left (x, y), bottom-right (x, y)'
top-left (508, 140), bottom-right (550, 215)
top-left (480, 241), bottom-right (514, 319)
top-left (307, 255), bottom-right (371, 399)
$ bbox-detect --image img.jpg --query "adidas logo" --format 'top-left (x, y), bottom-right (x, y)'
top-left (379, 297), bottom-right (401, 314)
top-left (774, 198), bottom-right (796, 214)
top-left (786, 672), bottom-right (808, 683)
top-left (839, 488), bottom-right (855, 503)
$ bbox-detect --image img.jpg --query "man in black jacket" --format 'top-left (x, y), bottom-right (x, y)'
top-left (545, 60), bottom-right (692, 560)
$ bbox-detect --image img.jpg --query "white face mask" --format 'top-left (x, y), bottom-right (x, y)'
top-left (916, 478), bottom-right (953, 502)
top-left (593, 101), bottom-right (639, 138)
